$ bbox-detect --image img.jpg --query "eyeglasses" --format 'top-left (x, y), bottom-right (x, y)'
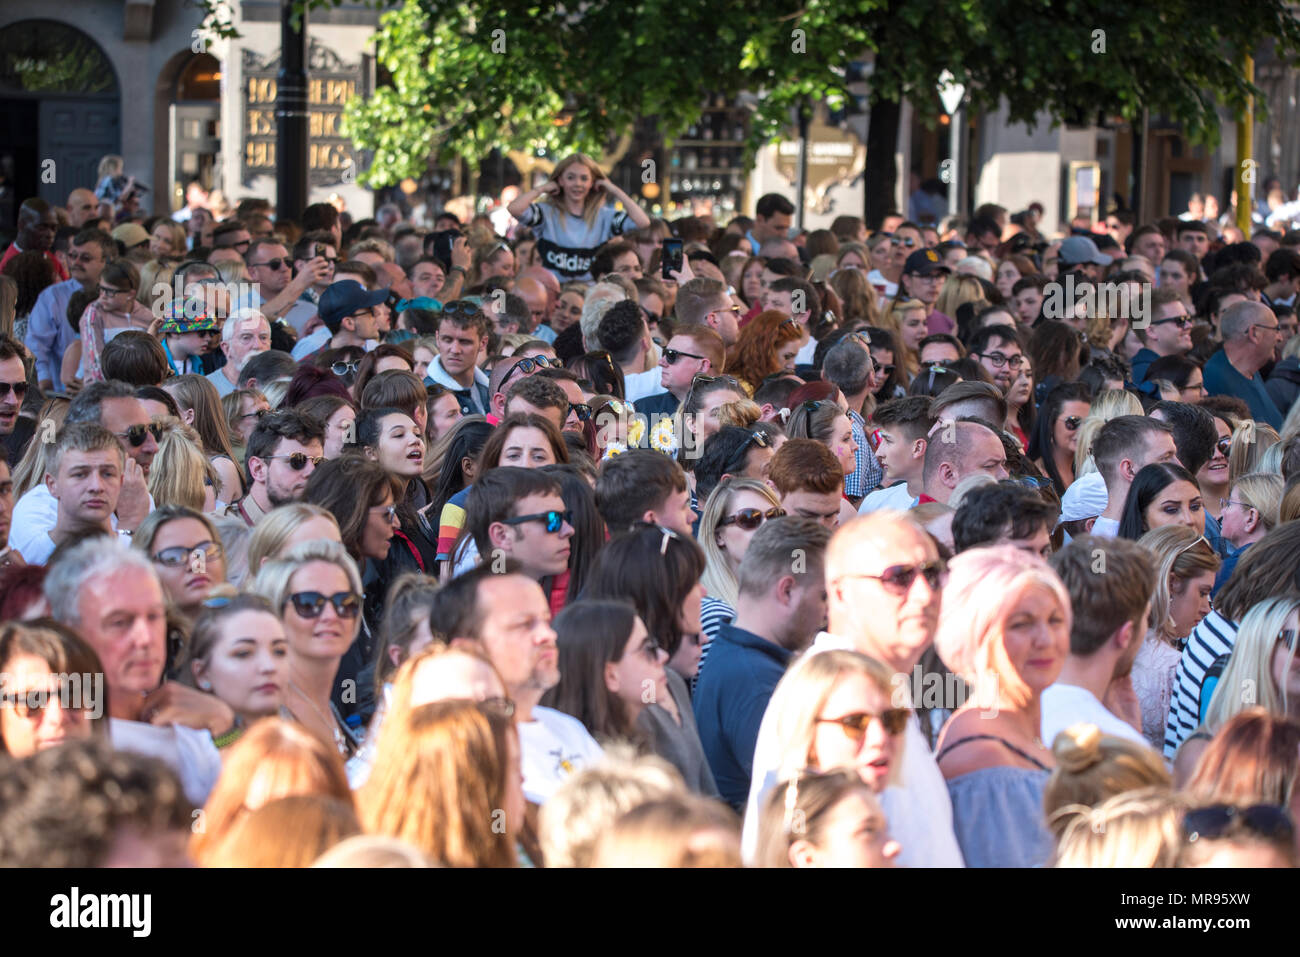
top-left (98, 285), bottom-right (133, 297)
top-left (251, 257), bottom-right (289, 271)
top-left (1149, 316), bottom-right (1193, 329)
top-left (152, 540), bottom-right (224, 568)
top-left (816, 708), bottom-right (911, 739)
top-left (1216, 436), bottom-right (1233, 458)
top-left (370, 504), bottom-right (399, 524)
top-left (641, 306), bottom-right (662, 323)
top-left (0, 381), bottom-right (28, 400)
top-left (1252, 322), bottom-right (1282, 335)
top-left (287, 590), bottom-right (362, 620)
top-left (265, 452), bottom-right (323, 470)
top-left (801, 399), bottom-right (828, 415)
top-left (663, 347), bottom-right (706, 365)
top-left (115, 423), bottom-right (163, 447)
top-left (332, 360), bottom-right (360, 377)
top-left (1219, 498), bottom-right (1254, 512)
top-left (718, 505), bottom-right (785, 531)
top-left (838, 560), bottom-right (946, 594)
top-left (1062, 415), bottom-right (1083, 431)
top-left (441, 300), bottom-right (484, 319)
top-left (683, 373), bottom-right (742, 409)
top-left (1183, 804), bottom-right (1294, 845)
top-left (502, 509), bottom-right (572, 533)
top-left (872, 358), bottom-right (895, 377)
top-left (975, 351), bottom-right (1024, 369)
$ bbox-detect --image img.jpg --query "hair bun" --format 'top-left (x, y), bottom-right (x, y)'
top-left (1053, 723), bottom-right (1104, 773)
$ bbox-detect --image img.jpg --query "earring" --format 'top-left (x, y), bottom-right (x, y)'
top-left (199, 681), bottom-right (212, 691)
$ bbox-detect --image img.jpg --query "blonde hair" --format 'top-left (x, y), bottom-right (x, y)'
top-left (1053, 787), bottom-right (1186, 867)
top-left (1043, 724), bottom-right (1171, 837)
top-left (697, 477), bottom-right (782, 608)
top-left (250, 539), bottom-right (363, 620)
top-left (590, 793), bottom-right (741, 867)
top-left (191, 718), bottom-right (353, 865)
top-left (13, 397), bottom-right (68, 497)
top-left (259, 376), bottom-right (293, 410)
top-left (757, 768), bottom-right (887, 868)
top-left (1229, 422), bottom-right (1279, 482)
top-left (147, 418), bottom-right (219, 509)
top-left (136, 259), bottom-right (176, 311)
top-left (1074, 389), bottom-right (1145, 477)
top-left (204, 794), bottom-right (360, 868)
top-left (1230, 471), bottom-right (1284, 532)
top-left (543, 153), bottom-right (609, 227)
top-left (1204, 596), bottom-right (1300, 733)
top-left (311, 834), bottom-right (435, 868)
top-left (246, 503), bottom-right (340, 573)
top-left (358, 699), bottom-right (518, 867)
top-left (763, 649), bottom-right (904, 790)
top-left (934, 274), bottom-right (986, 320)
top-left (934, 545), bottom-right (1072, 710)
top-left (714, 398), bottom-right (762, 431)
top-left (539, 744), bottom-right (684, 868)
top-left (1138, 525), bottom-right (1221, 643)
top-left (881, 298), bottom-right (926, 378)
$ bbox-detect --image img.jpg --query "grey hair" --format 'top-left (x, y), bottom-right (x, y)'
top-left (579, 282), bottom-right (627, 349)
top-left (65, 380), bottom-right (137, 426)
top-left (45, 537), bottom-right (158, 627)
top-left (1220, 300), bottom-right (1272, 342)
top-left (249, 538), bottom-right (363, 615)
top-left (822, 339), bottom-right (872, 396)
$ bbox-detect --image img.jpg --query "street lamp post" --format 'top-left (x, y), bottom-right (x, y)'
top-left (276, 0), bottom-right (309, 222)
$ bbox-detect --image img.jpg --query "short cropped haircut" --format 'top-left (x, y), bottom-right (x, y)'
top-left (1092, 415), bottom-right (1173, 486)
top-left (736, 516), bottom-right (829, 598)
top-left (1049, 535), bottom-right (1156, 657)
top-left (672, 323), bottom-right (726, 372)
top-left (425, 560), bottom-right (525, 643)
top-left (1147, 401), bottom-right (1217, 476)
top-left (952, 482), bottom-right (1057, 553)
top-left (505, 374), bottom-right (568, 414)
top-left (44, 536), bottom-right (156, 629)
top-left (873, 396), bottom-right (937, 442)
top-left (436, 301), bottom-right (491, 339)
top-left (929, 380), bottom-right (1007, 425)
top-left (594, 449), bottom-right (687, 532)
top-left (767, 438), bottom-right (842, 496)
top-left (822, 339), bottom-right (872, 396)
top-left (48, 421), bottom-right (124, 478)
top-left (360, 369), bottom-right (427, 416)
top-left (674, 278), bottom-right (728, 325)
top-left (596, 300), bottom-right (646, 365)
top-left (464, 466), bottom-right (564, 557)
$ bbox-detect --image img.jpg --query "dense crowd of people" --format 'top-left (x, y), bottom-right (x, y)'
top-left (2, 152), bottom-right (1300, 868)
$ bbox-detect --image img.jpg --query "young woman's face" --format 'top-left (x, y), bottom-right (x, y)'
top-left (776, 340), bottom-right (801, 373)
top-left (236, 395), bottom-right (270, 443)
top-left (196, 610), bottom-right (289, 721)
top-left (1007, 363), bottom-right (1033, 408)
top-left (323, 405), bottom-right (355, 460)
top-left (995, 261), bottom-right (1022, 298)
top-left (691, 389), bottom-right (744, 444)
top-left (742, 262), bottom-right (764, 303)
top-left (150, 517), bottom-right (226, 614)
top-left (361, 487), bottom-right (398, 560)
top-left (369, 412), bottom-right (425, 478)
top-left (868, 244), bottom-right (890, 271)
top-left (282, 560), bottom-right (359, 662)
top-left (553, 292), bottom-right (584, 332)
top-left (604, 616), bottom-right (669, 717)
top-left (1197, 417), bottom-right (1232, 490)
top-left (1270, 610), bottom-right (1300, 718)
top-left (900, 309), bottom-right (928, 352)
top-left (497, 426), bottom-right (556, 468)
top-left (150, 223), bottom-right (178, 258)
top-left (559, 164), bottom-right (594, 204)
top-left (0, 652), bottom-right (95, 759)
top-left (412, 346), bottom-right (437, 381)
top-left (1053, 401), bottom-right (1091, 455)
top-left (998, 584), bottom-right (1070, 696)
top-left (715, 489), bottom-right (780, 574)
top-left (667, 582), bottom-right (706, 679)
top-left (1167, 570), bottom-right (1216, 639)
top-left (826, 413), bottom-right (859, 477)
top-left (809, 672), bottom-right (898, 792)
top-left (793, 791), bottom-right (900, 869)
top-left (427, 392), bottom-right (463, 444)
top-left (1143, 480), bottom-right (1205, 535)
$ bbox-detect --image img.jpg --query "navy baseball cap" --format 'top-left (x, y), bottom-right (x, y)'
top-left (318, 280), bottom-right (389, 328)
top-left (902, 248), bottom-right (951, 276)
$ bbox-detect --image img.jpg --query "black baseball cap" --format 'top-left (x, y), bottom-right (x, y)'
top-left (318, 280), bottom-right (389, 328)
top-left (902, 248), bottom-right (951, 276)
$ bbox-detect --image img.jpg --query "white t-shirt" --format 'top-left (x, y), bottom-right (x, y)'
top-left (1090, 516), bottom-right (1121, 539)
top-left (741, 631), bottom-right (965, 867)
top-left (795, 333), bottom-right (818, 366)
top-left (110, 718), bottom-right (223, 807)
top-left (858, 481), bottom-right (917, 515)
top-left (866, 269), bottom-right (899, 300)
top-left (624, 366), bottom-right (665, 403)
top-left (517, 705), bottom-right (604, 804)
top-left (1040, 682), bottom-right (1150, 750)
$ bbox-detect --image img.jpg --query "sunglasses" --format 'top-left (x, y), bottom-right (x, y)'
top-left (287, 590), bottom-right (362, 620)
top-left (252, 258), bottom-right (289, 271)
top-left (1150, 316), bottom-right (1193, 329)
top-left (370, 504), bottom-right (399, 523)
top-left (1216, 436), bottom-right (1233, 458)
top-left (502, 509), bottom-right (572, 533)
top-left (441, 300), bottom-right (484, 319)
top-left (816, 708), bottom-right (911, 739)
top-left (839, 560), bottom-right (946, 594)
top-left (872, 358), bottom-right (895, 376)
top-left (331, 360), bottom-right (361, 378)
top-left (632, 521), bottom-right (682, 555)
top-left (718, 505), bottom-right (786, 531)
top-left (0, 685), bottom-right (90, 720)
top-left (1183, 804), bottom-right (1294, 844)
top-left (266, 452), bottom-right (323, 470)
top-left (1062, 415), bottom-right (1083, 431)
top-left (0, 381), bottom-right (28, 400)
top-left (152, 540), bottom-right (223, 568)
top-left (889, 237), bottom-right (918, 248)
top-left (568, 402), bottom-right (593, 423)
top-left (663, 347), bottom-right (706, 365)
top-left (724, 429), bottom-right (773, 472)
top-left (801, 399), bottom-right (828, 415)
top-left (115, 423), bottom-right (163, 447)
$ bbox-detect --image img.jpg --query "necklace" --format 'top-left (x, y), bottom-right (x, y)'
top-left (289, 681), bottom-right (349, 757)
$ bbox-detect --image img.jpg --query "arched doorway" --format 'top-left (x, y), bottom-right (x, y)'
top-left (0, 19), bottom-right (121, 228)
top-left (169, 53), bottom-right (221, 212)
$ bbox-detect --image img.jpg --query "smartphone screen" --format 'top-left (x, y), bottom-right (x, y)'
top-left (432, 229), bottom-right (461, 267)
top-left (661, 239), bottom-right (684, 279)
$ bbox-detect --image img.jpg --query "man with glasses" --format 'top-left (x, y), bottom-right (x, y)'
top-left (206, 308), bottom-right (273, 398)
top-left (899, 249), bottom-right (954, 336)
top-left (744, 511), bottom-right (964, 867)
top-left (466, 467), bottom-right (575, 591)
top-left (676, 277), bottom-right (741, 354)
top-left (694, 517), bottom-right (829, 809)
top-left (228, 409), bottom-right (325, 527)
top-left (0, 336), bottom-right (26, 448)
top-left (1204, 300), bottom-right (1285, 429)
top-left (1130, 288), bottom-right (1195, 383)
top-left (968, 324), bottom-right (1026, 396)
top-left (210, 221), bottom-right (252, 258)
top-left (25, 228), bottom-right (115, 392)
top-left (637, 325), bottom-right (727, 418)
top-left (308, 279), bottom-right (386, 361)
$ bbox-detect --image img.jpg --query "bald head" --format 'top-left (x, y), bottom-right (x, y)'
top-left (515, 276), bottom-right (548, 330)
top-left (521, 266), bottom-right (561, 300)
top-left (66, 189), bottom-right (99, 228)
top-left (922, 420), bottom-right (1009, 504)
top-left (827, 511), bottom-right (934, 584)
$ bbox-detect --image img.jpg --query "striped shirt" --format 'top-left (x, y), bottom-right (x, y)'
top-left (692, 596), bottom-right (736, 694)
top-left (1163, 610), bottom-right (1239, 760)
